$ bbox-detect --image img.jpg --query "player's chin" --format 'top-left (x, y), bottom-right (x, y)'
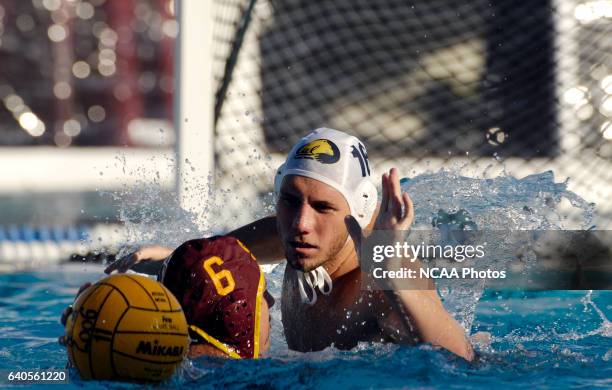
top-left (287, 253), bottom-right (322, 272)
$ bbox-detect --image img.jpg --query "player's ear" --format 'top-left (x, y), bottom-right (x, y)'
top-left (352, 179), bottom-right (377, 229)
top-left (273, 163), bottom-right (286, 197)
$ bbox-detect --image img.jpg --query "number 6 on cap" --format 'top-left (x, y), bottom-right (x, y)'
top-left (203, 256), bottom-right (236, 296)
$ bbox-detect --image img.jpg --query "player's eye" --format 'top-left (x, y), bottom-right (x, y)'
top-left (280, 194), bottom-right (300, 207)
top-left (313, 202), bottom-right (335, 213)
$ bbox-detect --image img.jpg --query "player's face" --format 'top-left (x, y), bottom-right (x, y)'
top-left (276, 175), bottom-right (350, 272)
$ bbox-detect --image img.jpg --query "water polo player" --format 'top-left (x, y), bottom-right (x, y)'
top-left (106, 128), bottom-right (473, 361)
top-left (159, 235), bottom-right (272, 359)
top-left (61, 235), bottom-right (271, 361)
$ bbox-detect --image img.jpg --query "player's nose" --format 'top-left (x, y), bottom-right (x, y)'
top-left (292, 204), bottom-right (314, 233)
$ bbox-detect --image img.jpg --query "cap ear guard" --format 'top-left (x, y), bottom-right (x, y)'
top-left (273, 163), bottom-right (286, 196)
top-left (352, 179), bottom-right (378, 229)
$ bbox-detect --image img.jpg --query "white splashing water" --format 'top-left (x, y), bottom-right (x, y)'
top-left (99, 153), bottom-right (209, 258)
top-left (400, 169), bottom-right (596, 332)
top-left (105, 161), bottom-right (602, 348)
top-left (578, 290), bottom-right (612, 338)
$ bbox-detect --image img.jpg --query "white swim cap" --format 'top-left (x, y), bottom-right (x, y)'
top-left (274, 128), bottom-right (377, 229)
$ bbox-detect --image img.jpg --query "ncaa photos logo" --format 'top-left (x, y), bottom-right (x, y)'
top-left (295, 139), bottom-right (340, 164)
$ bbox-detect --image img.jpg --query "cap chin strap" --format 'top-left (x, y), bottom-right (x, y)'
top-left (297, 266), bottom-right (333, 305)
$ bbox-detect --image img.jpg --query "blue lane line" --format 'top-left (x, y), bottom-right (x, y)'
top-left (0, 225), bottom-right (93, 242)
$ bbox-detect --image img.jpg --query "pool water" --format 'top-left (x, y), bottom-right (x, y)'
top-left (1, 171), bottom-right (608, 388)
top-left (0, 264), bottom-right (610, 389)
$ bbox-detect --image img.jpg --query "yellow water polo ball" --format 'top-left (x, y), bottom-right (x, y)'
top-left (64, 274), bottom-right (189, 382)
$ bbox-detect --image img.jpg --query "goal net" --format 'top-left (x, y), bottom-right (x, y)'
top-left (211, 0), bottom-right (612, 229)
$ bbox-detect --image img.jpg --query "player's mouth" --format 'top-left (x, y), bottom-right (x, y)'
top-left (288, 241), bottom-right (318, 256)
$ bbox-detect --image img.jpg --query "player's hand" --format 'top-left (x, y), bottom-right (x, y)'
top-left (346, 168), bottom-right (414, 275)
top-left (104, 245), bottom-right (172, 274)
top-left (346, 167), bottom-right (414, 247)
top-left (374, 168), bottom-right (414, 232)
top-left (58, 282), bottom-right (92, 346)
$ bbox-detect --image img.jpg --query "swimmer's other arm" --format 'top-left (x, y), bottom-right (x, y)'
top-left (227, 215), bottom-right (285, 264)
top-left (104, 245), bottom-right (173, 274)
top-left (370, 168), bottom-right (473, 361)
top-left (104, 216), bottom-right (284, 274)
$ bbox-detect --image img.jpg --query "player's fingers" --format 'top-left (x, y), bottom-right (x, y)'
top-left (380, 172), bottom-right (390, 213)
top-left (117, 255), bottom-right (137, 273)
top-left (58, 335), bottom-right (66, 346)
top-left (103, 256), bottom-right (123, 274)
top-left (76, 282), bottom-right (92, 297)
top-left (388, 169), bottom-right (404, 219)
top-left (60, 305), bottom-right (72, 326)
top-left (108, 254), bottom-right (130, 274)
top-left (105, 253), bottom-right (135, 274)
top-left (401, 192), bottom-right (414, 227)
top-left (391, 191), bottom-right (404, 219)
top-left (389, 168), bottom-right (403, 200)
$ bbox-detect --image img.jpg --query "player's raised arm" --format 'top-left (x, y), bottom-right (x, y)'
top-left (348, 168), bottom-right (474, 361)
